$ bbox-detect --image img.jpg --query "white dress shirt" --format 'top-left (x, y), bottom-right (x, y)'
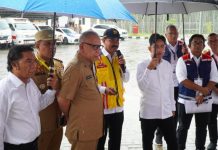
top-left (176, 53), bottom-right (218, 104)
top-left (0, 72), bottom-right (56, 149)
top-left (212, 54), bottom-right (218, 104)
top-left (98, 48), bottom-right (130, 114)
top-left (167, 41), bottom-right (179, 87)
top-left (136, 58), bottom-right (175, 119)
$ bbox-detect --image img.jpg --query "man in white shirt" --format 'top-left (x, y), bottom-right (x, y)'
top-left (155, 25), bottom-right (188, 147)
top-left (136, 33), bottom-right (177, 150)
top-left (206, 33), bottom-right (218, 150)
top-left (95, 28), bottom-right (130, 150)
top-left (0, 45), bottom-right (57, 150)
top-left (176, 34), bottom-right (218, 150)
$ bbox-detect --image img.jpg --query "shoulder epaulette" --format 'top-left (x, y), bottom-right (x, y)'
top-left (53, 58), bottom-right (63, 63)
top-left (202, 50), bottom-right (211, 56)
top-left (182, 53), bottom-right (191, 61)
top-left (201, 52), bottom-right (212, 61)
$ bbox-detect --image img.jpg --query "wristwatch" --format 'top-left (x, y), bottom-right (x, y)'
top-left (198, 92), bottom-right (203, 96)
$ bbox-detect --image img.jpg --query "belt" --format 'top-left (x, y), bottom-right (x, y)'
top-left (4, 137), bottom-right (38, 150)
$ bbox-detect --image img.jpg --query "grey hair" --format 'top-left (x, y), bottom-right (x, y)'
top-left (79, 30), bottom-right (99, 43)
top-left (165, 24), bottom-right (177, 32)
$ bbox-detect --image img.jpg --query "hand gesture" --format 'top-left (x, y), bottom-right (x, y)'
top-left (105, 87), bottom-right (117, 95)
top-left (147, 58), bottom-right (159, 70)
top-left (199, 87), bottom-right (211, 96)
top-left (182, 43), bottom-right (188, 54)
top-left (118, 55), bottom-right (125, 65)
top-left (195, 94), bottom-right (204, 105)
top-left (47, 73), bottom-right (58, 90)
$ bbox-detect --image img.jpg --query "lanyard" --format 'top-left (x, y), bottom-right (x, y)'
top-left (167, 45), bottom-right (176, 60)
top-left (35, 55), bottom-right (50, 71)
top-left (35, 55), bottom-right (56, 76)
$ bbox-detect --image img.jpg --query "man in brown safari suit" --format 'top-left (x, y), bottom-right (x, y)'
top-left (32, 30), bottom-right (64, 150)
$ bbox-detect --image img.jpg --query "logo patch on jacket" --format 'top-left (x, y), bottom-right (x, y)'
top-left (96, 62), bottom-right (107, 68)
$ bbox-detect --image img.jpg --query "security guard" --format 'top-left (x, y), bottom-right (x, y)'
top-left (32, 30), bottom-right (64, 150)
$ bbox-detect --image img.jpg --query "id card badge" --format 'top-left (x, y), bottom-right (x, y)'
top-left (194, 78), bottom-right (203, 86)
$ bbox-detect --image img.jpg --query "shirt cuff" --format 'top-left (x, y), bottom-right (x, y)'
top-left (98, 85), bottom-right (106, 94)
top-left (46, 89), bottom-right (56, 95)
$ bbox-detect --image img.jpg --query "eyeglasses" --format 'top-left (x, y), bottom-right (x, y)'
top-left (83, 42), bottom-right (103, 50)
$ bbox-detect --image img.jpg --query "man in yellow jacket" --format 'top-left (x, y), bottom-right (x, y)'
top-left (95, 28), bottom-right (130, 150)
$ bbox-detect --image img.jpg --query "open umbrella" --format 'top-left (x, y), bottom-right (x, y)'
top-left (121, 0), bottom-right (218, 38)
top-left (121, 0), bottom-right (218, 56)
top-left (121, 0), bottom-right (218, 15)
top-left (0, 0), bottom-right (137, 52)
top-left (0, 0), bottom-right (136, 22)
top-left (0, 0), bottom-right (137, 88)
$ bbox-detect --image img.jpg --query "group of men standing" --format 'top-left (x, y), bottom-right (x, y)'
top-left (0, 24), bottom-right (218, 150)
top-left (0, 27), bottom-right (128, 150)
top-left (137, 25), bottom-right (218, 150)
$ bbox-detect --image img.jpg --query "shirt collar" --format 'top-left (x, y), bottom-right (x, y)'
top-left (101, 48), bottom-right (115, 61)
top-left (8, 72), bottom-right (28, 87)
top-left (167, 41), bottom-right (178, 50)
top-left (77, 52), bottom-right (92, 68)
top-left (102, 48), bottom-right (110, 57)
top-left (190, 52), bottom-right (201, 62)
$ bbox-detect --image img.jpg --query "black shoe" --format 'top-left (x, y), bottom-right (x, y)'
top-left (207, 142), bottom-right (217, 150)
top-left (155, 136), bottom-right (162, 145)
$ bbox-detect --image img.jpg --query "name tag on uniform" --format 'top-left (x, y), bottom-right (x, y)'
top-left (86, 75), bottom-right (93, 80)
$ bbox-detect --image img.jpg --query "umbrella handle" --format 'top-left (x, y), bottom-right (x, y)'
top-left (47, 66), bottom-right (54, 90)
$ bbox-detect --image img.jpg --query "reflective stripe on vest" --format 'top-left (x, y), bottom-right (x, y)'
top-left (95, 55), bottom-right (125, 109)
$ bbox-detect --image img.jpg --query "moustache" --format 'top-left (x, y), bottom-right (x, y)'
top-left (112, 45), bottom-right (118, 48)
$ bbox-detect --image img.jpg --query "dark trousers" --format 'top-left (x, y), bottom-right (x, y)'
top-left (177, 103), bottom-right (210, 150)
top-left (4, 138), bottom-right (38, 150)
top-left (140, 117), bottom-right (177, 150)
top-left (208, 104), bottom-right (218, 144)
top-left (97, 112), bottom-right (124, 150)
top-left (156, 87), bottom-right (179, 139)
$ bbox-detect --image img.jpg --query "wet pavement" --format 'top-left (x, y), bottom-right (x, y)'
top-left (0, 39), bottom-right (212, 150)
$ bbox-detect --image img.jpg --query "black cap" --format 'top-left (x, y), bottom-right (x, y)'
top-left (103, 28), bottom-right (120, 39)
top-left (149, 33), bottom-right (166, 45)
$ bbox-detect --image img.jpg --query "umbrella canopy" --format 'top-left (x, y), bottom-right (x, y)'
top-left (175, 0), bottom-right (218, 5)
top-left (0, 0), bottom-right (136, 22)
top-left (0, 0), bottom-right (137, 81)
top-left (121, 0), bottom-right (218, 15)
top-left (121, 0), bottom-right (218, 38)
top-left (120, 0), bottom-right (218, 56)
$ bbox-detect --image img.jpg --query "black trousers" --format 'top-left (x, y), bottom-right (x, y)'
top-left (177, 103), bottom-right (210, 150)
top-left (4, 137), bottom-right (38, 150)
top-left (156, 87), bottom-right (179, 139)
top-left (140, 117), bottom-right (177, 150)
top-left (208, 104), bottom-right (218, 144)
top-left (97, 111), bottom-right (124, 150)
